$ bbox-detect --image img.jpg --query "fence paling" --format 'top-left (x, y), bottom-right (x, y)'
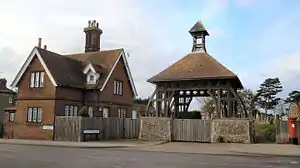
top-left (54, 117), bottom-right (140, 141)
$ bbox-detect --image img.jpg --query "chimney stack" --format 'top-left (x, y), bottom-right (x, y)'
top-left (38, 38), bottom-right (42, 48)
top-left (44, 45), bottom-right (47, 50)
top-left (84, 20), bottom-right (103, 53)
top-left (0, 78), bottom-right (7, 90)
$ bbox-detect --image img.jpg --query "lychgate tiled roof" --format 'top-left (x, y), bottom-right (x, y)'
top-left (147, 51), bottom-right (242, 88)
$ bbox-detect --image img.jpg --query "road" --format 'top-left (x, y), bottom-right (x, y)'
top-left (0, 144), bottom-right (299, 168)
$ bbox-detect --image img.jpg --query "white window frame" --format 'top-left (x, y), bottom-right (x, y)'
top-left (132, 110), bottom-right (137, 119)
top-left (103, 108), bottom-right (109, 118)
top-left (30, 71), bottom-right (45, 88)
top-left (74, 106), bottom-right (78, 116)
top-left (88, 107), bottom-right (93, 118)
top-left (113, 80), bottom-right (123, 95)
top-left (8, 97), bottom-right (13, 104)
top-left (9, 112), bottom-right (15, 122)
top-left (118, 108), bottom-right (126, 118)
top-left (27, 107), bottom-right (42, 123)
top-left (65, 105), bottom-right (69, 116)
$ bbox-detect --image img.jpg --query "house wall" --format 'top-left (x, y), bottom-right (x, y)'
top-left (5, 55), bottom-right (56, 140)
top-left (17, 56), bottom-right (56, 99)
top-left (0, 92), bottom-right (15, 122)
top-left (4, 100), bottom-right (55, 140)
top-left (55, 87), bottom-right (84, 116)
top-left (99, 57), bottom-right (134, 118)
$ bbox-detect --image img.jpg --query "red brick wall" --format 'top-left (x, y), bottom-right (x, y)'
top-left (5, 55), bottom-right (56, 140)
top-left (99, 57), bottom-right (134, 117)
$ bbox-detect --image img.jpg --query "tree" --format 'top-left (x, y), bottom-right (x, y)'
top-left (285, 90), bottom-right (300, 110)
top-left (133, 97), bottom-right (149, 105)
top-left (238, 88), bottom-right (255, 114)
top-left (197, 97), bottom-right (215, 119)
top-left (256, 77), bottom-right (283, 116)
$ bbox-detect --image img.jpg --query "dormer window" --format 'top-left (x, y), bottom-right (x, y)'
top-left (87, 74), bottom-right (96, 84)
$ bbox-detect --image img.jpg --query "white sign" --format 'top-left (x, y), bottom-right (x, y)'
top-left (292, 124), bottom-right (295, 128)
top-left (42, 125), bottom-right (53, 130)
top-left (83, 130), bottom-right (100, 134)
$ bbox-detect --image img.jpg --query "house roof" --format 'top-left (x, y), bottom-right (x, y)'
top-left (147, 51), bottom-right (243, 88)
top-left (11, 47), bottom-right (138, 96)
top-left (37, 48), bottom-right (86, 88)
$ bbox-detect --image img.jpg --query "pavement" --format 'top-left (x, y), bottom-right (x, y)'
top-left (1, 144), bottom-right (300, 168)
top-left (0, 138), bottom-right (166, 148)
top-left (1, 138), bottom-right (300, 157)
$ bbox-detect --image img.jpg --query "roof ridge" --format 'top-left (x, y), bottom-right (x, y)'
top-left (64, 48), bottom-right (123, 56)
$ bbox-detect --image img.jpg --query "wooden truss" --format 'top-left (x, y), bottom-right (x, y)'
top-left (146, 80), bottom-right (249, 119)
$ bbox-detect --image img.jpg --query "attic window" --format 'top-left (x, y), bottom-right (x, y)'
top-left (87, 74), bottom-right (96, 84)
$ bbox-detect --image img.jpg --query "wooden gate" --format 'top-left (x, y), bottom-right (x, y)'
top-left (172, 119), bottom-right (211, 142)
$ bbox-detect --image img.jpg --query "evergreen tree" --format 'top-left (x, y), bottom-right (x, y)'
top-left (256, 77), bottom-right (283, 116)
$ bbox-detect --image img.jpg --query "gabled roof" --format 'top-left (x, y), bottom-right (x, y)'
top-left (11, 47), bottom-right (138, 96)
top-left (147, 51), bottom-right (243, 88)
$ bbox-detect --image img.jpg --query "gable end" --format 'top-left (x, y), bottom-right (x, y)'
top-left (11, 47), bottom-right (58, 88)
top-left (100, 50), bottom-right (138, 97)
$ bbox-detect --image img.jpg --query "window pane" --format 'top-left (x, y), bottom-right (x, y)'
top-left (70, 106), bottom-right (74, 116)
top-left (40, 72), bottom-right (44, 87)
top-left (120, 82), bottom-right (123, 95)
top-left (32, 108), bottom-right (37, 122)
top-left (113, 81), bottom-right (117, 94)
top-left (37, 108), bottom-right (42, 122)
top-left (9, 113), bottom-right (15, 122)
top-left (30, 73), bottom-right (35, 88)
top-left (116, 81), bottom-right (119, 95)
top-left (35, 72), bottom-right (40, 87)
top-left (27, 108), bottom-right (32, 122)
top-left (74, 106), bottom-right (78, 116)
top-left (65, 105), bottom-right (69, 116)
top-left (88, 107), bottom-right (93, 118)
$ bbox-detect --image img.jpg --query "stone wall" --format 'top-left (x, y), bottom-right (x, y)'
top-left (211, 119), bottom-right (253, 144)
top-left (139, 117), bottom-right (171, 141)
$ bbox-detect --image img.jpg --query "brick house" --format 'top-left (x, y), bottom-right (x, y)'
top-left (4, 20), bottom-right (138, 140)
top-left (0, 78), bottom-right (16, 123)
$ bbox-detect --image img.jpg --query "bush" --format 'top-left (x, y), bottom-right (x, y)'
top-left (254, 123), bottom-right (276, 143)
top-left (79, 107), bottom-right (89, 117)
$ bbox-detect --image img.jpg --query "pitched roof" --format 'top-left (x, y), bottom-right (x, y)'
top-left (11, 47), bottom-right (138, 96)
top-left (147, 51), bottom-right (243, 88)
top-left (189, 21), bottom-right (209, 36)
top-left (37, 48), bottom-right (85, 88)
top-left (65, 49), bottom-right (123, 89)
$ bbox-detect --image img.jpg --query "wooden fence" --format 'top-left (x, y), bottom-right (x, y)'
top-left (171, 119), bottom-right (211, 142)
top-left (276, 120), bottom-right (300, 144)
top-left (54, 117), bottom-right (140, 141)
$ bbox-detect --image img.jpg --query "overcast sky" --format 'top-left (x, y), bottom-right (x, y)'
top-left (1, 0), bottom-right (300, 110)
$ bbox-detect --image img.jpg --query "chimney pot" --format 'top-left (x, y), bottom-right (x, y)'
top-left (96, 22), bottom-right (99, 28)
top-left (44, 45), bottom-right (47, 50)
top-left (38, 38), bottom-right (42, 48)
top-left (88, 20), bottom-right (91, 27)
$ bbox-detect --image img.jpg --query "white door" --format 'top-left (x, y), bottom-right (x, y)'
top-left (132, 110), bottom-right (137, 119)
top-left (103, 108), bottom-right (109, 118)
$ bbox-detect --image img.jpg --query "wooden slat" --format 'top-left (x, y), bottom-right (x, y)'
top-left (171, 119), bottom-right (211, 142)
top-left (54, 117), bottom-right (141, 141)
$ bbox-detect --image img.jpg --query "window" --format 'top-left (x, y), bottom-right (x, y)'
top-left (87, 73), bottom-right (96, 84)
top-left (30, 71), bottom-right (45, 88)
top-left (103, 108), bottom-right (109, 118)
top-left (64, 105), bottom-right (78, 116)
top-left (8, 97), bottom-right (13, 104)
top-left (65, 105), bottom-right (69, 116)
top-left (113, 80), bottom-right (123, 95)
top-left (118, 108), bottom-right (126, 118)
top-left (27, 107), bottom-right (42, 123)
top-left (88, 107), bottom-right (93, 118)
top-left (9, 112), bottom-right (15, 122)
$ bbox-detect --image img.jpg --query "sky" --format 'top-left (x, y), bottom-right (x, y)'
top-left (1, 0), bottom-right (300, 110)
